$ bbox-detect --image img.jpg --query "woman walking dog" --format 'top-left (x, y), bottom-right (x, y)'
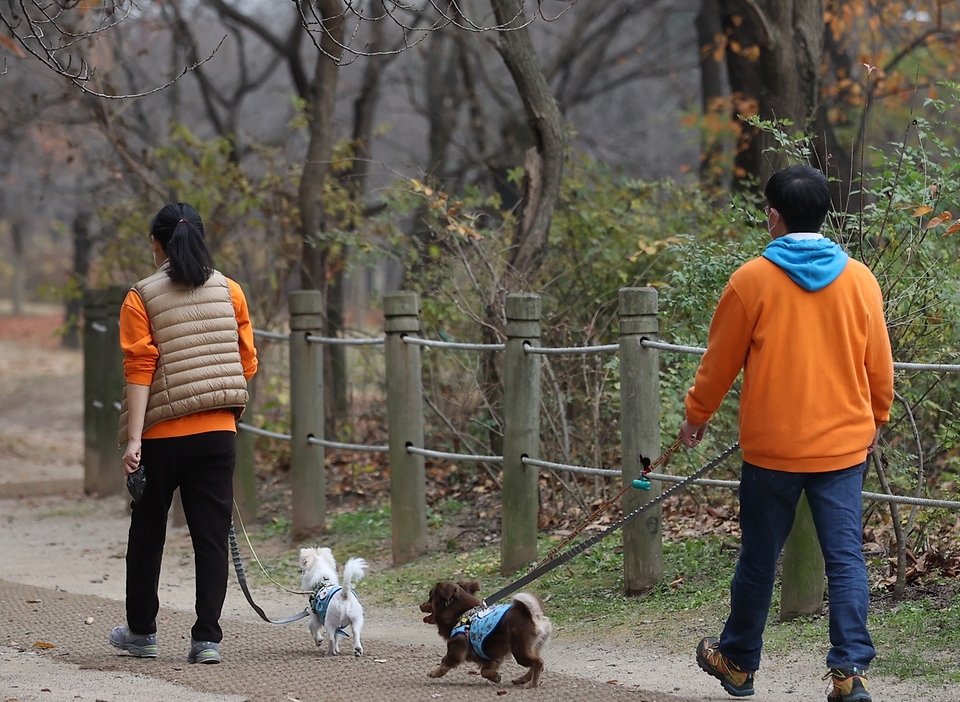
top-left (110, 203), bottom-right (258, 664)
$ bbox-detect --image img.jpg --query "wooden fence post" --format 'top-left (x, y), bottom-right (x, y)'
top-left (619, 287), bottom-right (663, 592)
top-left (779, 493), bottom-right (826, 620)
top-left (384, 291), bottom-right (427, 565)
top-left (82, 289), bottom-right (106, 495)
top-left (501, 293), bottom-right (541, 575)
top-left (289, 290), bottom-right (325, 540)
top-left (96, 284), bottom-right (127, 497)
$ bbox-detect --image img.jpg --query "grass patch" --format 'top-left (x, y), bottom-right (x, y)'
top-left (869, 592), bottom-right (960, 682)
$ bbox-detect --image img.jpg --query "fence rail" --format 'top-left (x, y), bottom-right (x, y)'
top-left (402, 336), bottom-right (505, 351)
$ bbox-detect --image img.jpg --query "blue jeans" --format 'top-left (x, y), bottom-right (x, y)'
top-left (719, 461), bottom-right (875, 671)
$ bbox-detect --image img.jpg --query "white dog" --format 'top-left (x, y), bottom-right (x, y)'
top-left (299, 547), bottom-right (367, 656)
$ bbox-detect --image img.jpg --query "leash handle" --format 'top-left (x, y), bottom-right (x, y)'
top-left (484, 442), bottom-right (740, 607)
top-left (641, 437), bottom-right (683, 477)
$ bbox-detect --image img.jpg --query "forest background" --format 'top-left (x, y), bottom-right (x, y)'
top-left (2, 0), bottom-right (960, 603)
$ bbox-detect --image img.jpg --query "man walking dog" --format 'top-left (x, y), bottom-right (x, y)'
top-left (679, 165), bottom-right (893, 701)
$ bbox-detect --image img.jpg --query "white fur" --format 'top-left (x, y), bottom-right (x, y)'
top-left (511, 592), bottom-right (553, 651)
top-left (299, 547), bottom-right (368, 656)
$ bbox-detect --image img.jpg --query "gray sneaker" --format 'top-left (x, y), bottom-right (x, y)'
top-left (187, 639), bottom-right (221, 664)
top-left (109, 626), bottom-right (158, 658)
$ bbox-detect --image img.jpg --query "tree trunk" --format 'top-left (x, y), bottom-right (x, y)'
top-left (62, 209), bottom-right (92, 349)
top-left (477, 0), bottom-right (566, 457)
top-left (490, 0), bottom-right (566, 288)
top-left (298, 1), bottom-right (344, 292)
top-left (12, 220), bottom-right (26, 315)
top-left (298, 1), bottom-right (345, 434)
top-left (323, 8), bottom-right (393, 438)
top-left (812, 23), bottom-right (855, 210)
top-left (696, 0), bottom-right (729, 191)
top-left (719, 0), bottom-right (824, 189)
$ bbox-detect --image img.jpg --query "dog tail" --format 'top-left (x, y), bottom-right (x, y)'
top-left (511, 593), bottom-right (553, 650)
top-left (340, 557), bottom-right (368, 596)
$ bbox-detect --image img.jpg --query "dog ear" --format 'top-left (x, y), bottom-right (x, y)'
top-left (457, 580), bottom-right (481, 595)
top-left (299, 548), bottom-right (317, 571)
top-left (434, 582), bottom-right (458, 606)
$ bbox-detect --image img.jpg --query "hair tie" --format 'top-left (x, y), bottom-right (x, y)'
top-left (179, 218), bottom-right (188, 223)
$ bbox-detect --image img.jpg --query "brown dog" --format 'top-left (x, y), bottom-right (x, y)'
top-left (420, 580), bottom-right (553, 688)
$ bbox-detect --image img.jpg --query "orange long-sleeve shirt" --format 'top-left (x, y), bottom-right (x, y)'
top-left (685, 256), bottom-right (893, 472)
top-left (120, 277), bottom-right (258, 439)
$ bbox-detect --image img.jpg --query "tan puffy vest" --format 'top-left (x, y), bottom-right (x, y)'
top-left (117, 265), bottom-right (248, 445)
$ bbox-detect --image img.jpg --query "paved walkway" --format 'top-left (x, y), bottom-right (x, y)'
top-left (1, 578), bottom-right (692, 702)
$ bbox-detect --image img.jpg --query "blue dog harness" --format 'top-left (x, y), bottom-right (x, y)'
top-left (450, 604), bottom-right (512, 660)
top-left (309, 584), bottom-right (357, 636)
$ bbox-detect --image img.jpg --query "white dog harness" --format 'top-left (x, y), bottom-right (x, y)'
top-left (450, 604), bottom-right (511, 660)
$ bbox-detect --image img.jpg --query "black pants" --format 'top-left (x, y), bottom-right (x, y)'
top-left (125, 431), bottom-right (235, 643)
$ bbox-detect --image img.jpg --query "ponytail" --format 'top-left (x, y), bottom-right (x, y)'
top-left (149, 203), bottom-right (213, 288)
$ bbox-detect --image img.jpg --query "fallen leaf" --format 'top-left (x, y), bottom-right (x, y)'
top-left (606, 680), bottom-right (622, 685)
top-left (374, 658), bottom-right (387, 663)
top-left (496, 691), bottom-right (508, 696)
top-left (26, 599), bottom-right (42, 604)
top-left (32, 642), bottom-right (55, 649)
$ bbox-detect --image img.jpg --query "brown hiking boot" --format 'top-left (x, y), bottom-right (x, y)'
top-left (825, 667), bottom-right (871, 702)
top-left (696, 637), bottom-right (755, 697)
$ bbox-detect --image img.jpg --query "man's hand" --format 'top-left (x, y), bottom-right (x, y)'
top-left (679, 420), bottom-right (708, 448)
top-left (867, 428), bottom-right (881, 455)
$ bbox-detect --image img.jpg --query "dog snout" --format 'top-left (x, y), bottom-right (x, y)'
top-left (419, 601), bottom-right (433, 613)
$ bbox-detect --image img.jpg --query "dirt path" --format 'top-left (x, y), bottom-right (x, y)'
top-left (0, 309), bottom-right (954, 702)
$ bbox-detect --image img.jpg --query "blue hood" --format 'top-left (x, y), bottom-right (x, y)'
top-left (761, 237), bottom-right (848, 292)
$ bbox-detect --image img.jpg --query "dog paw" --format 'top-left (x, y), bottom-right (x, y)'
top-left (428, 667), bottom-right (446, 679)
top-left (354, 646), bottom-right (363, 657)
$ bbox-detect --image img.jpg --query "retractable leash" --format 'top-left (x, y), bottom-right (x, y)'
top-left (229, 509), bottom-right (312, 624)
top-left (481, 441), bottom-right (741, 608)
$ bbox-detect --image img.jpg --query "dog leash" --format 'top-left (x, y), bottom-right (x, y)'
top-left (481, 441), bottom-right (741, 608)
top-left (229, 507), bottom-right (312, 624)
top-left (531, 438), bottom-right (684, 570)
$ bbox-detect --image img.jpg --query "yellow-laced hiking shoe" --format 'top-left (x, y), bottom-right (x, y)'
top-left (825, 667), bottom-right (871, 702)
top-left (696, 637), bottom-right (755, 697)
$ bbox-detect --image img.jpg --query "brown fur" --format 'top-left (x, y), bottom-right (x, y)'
top-left (419, 580), bottom-right (552, 688)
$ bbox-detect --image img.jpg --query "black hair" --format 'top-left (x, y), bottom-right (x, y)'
top-left (764, 165), bottom-right (831, 233)
top-left (149, 203), bottom-right (213, 288)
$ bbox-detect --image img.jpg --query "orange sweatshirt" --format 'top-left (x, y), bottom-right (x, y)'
top-left (685, 256), bottom-right (893, 472)
top-left (120, 278), bottom-right (258, 439)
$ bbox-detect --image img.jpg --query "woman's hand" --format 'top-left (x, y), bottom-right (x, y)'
top-left (122, 438), bottom-right (142, 476)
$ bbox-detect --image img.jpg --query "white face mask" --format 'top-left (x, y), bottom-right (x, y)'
top-left (151, 237), bottom-right (166, 267)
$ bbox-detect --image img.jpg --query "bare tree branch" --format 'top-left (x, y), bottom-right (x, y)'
top-left (0, 0), bottom-right (225, 98)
